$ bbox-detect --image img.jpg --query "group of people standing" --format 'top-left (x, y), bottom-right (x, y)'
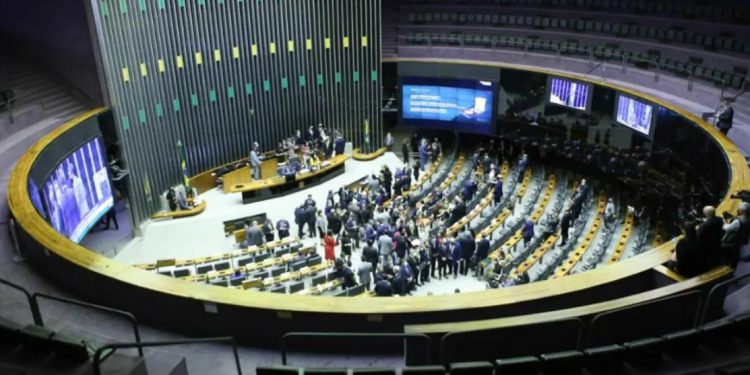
top-left (248, 123), bottom-right (347, 181)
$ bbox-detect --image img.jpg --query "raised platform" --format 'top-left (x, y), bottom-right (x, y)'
top-left (223, 154), bottom-right (349, 204)
top-left (150, 200), bottom-right (207, 220)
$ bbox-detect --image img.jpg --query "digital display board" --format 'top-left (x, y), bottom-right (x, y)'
top-left (400, 76), bottom-right (497, 134)
top-left (41, 137), bottom-right (113, 243)
top-left (615, 94), bottom-right (655, 135)
top-left (548, 76), bottom-right (592, 111)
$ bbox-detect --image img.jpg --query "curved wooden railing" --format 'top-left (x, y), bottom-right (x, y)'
top-left (7, 59), bottom-right (749, 321)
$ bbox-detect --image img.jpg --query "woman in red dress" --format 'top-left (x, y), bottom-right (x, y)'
top-left (323, 230), bottom-right (336, 261)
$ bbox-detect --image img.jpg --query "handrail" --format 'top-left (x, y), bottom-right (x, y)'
top-left (0, 277), bottom-right (42, 325)
top-left (92, 337), bottom-right (241, 375)
top-left (701, 271), bottom-right (750, 324)
top-left (280, 332), bottom-right (433, 365)
top-left (31, 292), bottom-right (143, 357)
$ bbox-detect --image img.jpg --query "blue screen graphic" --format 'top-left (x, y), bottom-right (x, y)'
top-left (616, 94), bottom-right (654, 135)
top-left (42, 137), bottom-right (113, 243)
top-left (402, 83), bottom-right (494, 124)
top-left (549, 77), bottom-right (591, 111)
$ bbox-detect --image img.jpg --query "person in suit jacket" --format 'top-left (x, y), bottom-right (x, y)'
top-left (294, 205), bottom-right (305, 239)
top-left (277, 218), bottom-right (290, 239)
top-left (391, 269), bottom-right (407, 296)
top-left (374, 275), bottom-right (393, 296)
top-left (357, 257), bottom-right (373, 290)
top-left (245, 220), bottom-right (265, 247)
top-left (475, 234), bottom-right (490, 276)
top-left (362, 242), bottom-right (379, 280)
top-left (451, 237), bottom-right (462, 279)
top-left (522, 219), bottom-right (535, 247)
top-left (559, 210), bottom-right (573, 246)
top-left (262, 219), bottom-right (275, 243)
top-left (670, 221), bottom-right (706, 277)
top-left (493, 178), bottom-right (504, 206)
top-left (697, 206), bottom-right (724, 268)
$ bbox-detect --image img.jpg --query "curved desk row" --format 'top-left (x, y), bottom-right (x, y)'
top-left (150, 200), bottom-right (207, 220)
top-left (7, 59), bottom-right (749, 348)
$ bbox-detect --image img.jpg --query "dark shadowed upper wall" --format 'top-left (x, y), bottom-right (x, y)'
top-left (0, 0), bottom-right (104, 105)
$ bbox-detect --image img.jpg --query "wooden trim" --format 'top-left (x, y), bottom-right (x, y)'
top-left (653, 264), bottom-right (687, 282)
top-left (352, 147), bottom-right (387, 161)
top-left (404, 266), bottom-right (732, 334)
top-left (7, 59), bottom-right (750, 315)
top-left (225, 154), bottom-right (349, 193)
top-left (150, 200), bottom-right (207, 220)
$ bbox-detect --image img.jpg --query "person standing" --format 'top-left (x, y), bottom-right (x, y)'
top-left (249, 142), bottom-right (262, 180)
top-left (262, 218), bottom-right (275, 243)
top-left (721, 202), bottom-right (750, 268)
top-left (475, 234), bottom-right (490, 277)
top-left (402, 139), bottom-right (410, 164)
top-left (523, 218), bottom-right (535, 247)
top-left (378, 231), bottom-right (394, 267)
top-left (294, 205), bottom-right (306, 239)
top-left (493, 177), bottom-right (504, 207)
top-left (669, 221), bottom-right (705, 277)
top-left (277, 218), bottom-right (290, 239)
top-left (246, 220), bottom-right (264, 247)
top-left (385, 133), bottom-right (394, 151)
top-left (323, 230), bottom-right (337, 261)
top-left (714, 98), bottom-right (734, 135)
top-left (305, 205), bottom-right (317, 239)
top-left (697, 206), bottom-right (724, 268)
top-left (357, 257), bottom-right (373, 290)
top-left (316, 210), bottom-right (328, 239)
top-left (418, 139), bottom-right (429, 171)
top-left (362, 241), bottom-right (380, 280)
top-left (451, 237), bottom-right (462, 279)
top-left (559, 210), bottom-right (572, 247)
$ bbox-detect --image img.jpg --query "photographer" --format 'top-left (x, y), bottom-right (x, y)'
top-left (721, 202), bottom-right (750, 268)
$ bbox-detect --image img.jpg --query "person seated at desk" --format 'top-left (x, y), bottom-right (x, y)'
top-left (177, 191), bottom-right (191, 210)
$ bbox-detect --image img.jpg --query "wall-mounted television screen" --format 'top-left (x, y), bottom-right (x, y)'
top-left (41, 137), bottom-right (113, 243)
top-left (400, 76), bottom-right (497, 134)
top-left (547, 76), bottom-right (592, 111)
top-left (615, 94), bottom-right (655, 136)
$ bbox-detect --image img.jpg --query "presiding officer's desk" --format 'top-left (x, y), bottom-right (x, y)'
top-left (223, 154), bottom-right (349, 204)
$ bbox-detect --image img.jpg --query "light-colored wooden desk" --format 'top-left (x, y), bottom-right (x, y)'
top-left (150, 200), bottom-right (207, 220)
top-left (224, 154), bottom-right (349, 194)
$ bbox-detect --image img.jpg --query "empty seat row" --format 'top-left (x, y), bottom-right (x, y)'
top-left (162, 245), bottom-right (311, 278)
top-left (406, 12), bottom-right (750, 56)
top-left (401, 0), bottom-right (750, 24)
top-left (257, 312), bottom-right (750, 375)
top-left (402, 32), bottom-right (747, 89)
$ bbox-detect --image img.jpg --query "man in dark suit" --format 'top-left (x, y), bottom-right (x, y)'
top-left (559, 210), bottom-right (573, 246)
top-left (475, 234), bottom-right (490, 277)
top-left (459, 229), bottom-right (475, 276)
top-left (245, 220), bottom-right (264, 247)
top-left (294, 205), bottom-right (305, 238)
top-left (697, 206), bottom-right (724, 268)
top-left (374, 276), bottom-right (393, 296)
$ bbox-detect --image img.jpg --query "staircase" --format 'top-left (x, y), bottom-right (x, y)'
top-left (0, 55), bottom-right (88, 140)
top-left (381, 0), bottom-right (400, 59)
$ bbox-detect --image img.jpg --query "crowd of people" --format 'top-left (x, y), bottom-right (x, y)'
top-left (214, 123), bottom-right (347, 185)
top-left (239, 130), bottom-right (749, 296)
top-left (669, 202), bottom-right (750, 276)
